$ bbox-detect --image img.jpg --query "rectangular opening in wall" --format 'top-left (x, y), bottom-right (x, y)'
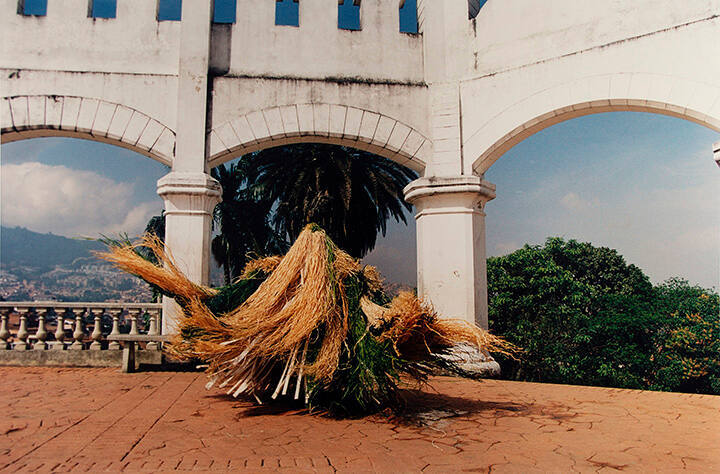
top-left (399, 0), bottom-right (418, 34)
top-left (157, 0), bottom-right (181, 21)
top-left (275, 0), bottom-right (299, 27)
top-left (468, 0), bottom-right (489, 20)
top-left (338, 0), bottom-right (360, 31)
top-left (90, 0), bottom-right (117, 18)
top-left (19, 0), bottom-right (47, 16)
top-left (213, 0), bottom-right (236, 24)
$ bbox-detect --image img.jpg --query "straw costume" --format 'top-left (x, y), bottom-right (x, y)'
top-left (99, 225), bottom-right (514, 416)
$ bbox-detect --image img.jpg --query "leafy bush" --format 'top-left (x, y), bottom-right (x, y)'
top-left (651, 279), bottom-right (720, 394)
top-left (487, 238), bottom-right (719, 394)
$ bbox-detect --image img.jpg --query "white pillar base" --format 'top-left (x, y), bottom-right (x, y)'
top-left (404, 176), bottom-right (495, 329)
top-left (437, 344), bottom-right (502, 378)
top-left (157, 171), bottom-right (222, 335)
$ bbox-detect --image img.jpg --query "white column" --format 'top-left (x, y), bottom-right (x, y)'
top-left (404, 176), bottom-right (495, 329)
top-left (158, 1), bottom-right (221, 335)
top-left (157, 172), bottom-right (221, 334)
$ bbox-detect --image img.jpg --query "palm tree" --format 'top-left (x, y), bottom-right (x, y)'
top-left (245, 144), bottom-right (418, 258)
top-left (139, 211), bottom-right (167, 302)
top-left (211, 162), bottom-right (286, 285)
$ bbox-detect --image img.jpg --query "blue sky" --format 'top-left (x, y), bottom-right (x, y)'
top-left (2, 112), bottom-right (718, 289)
top-left (364, 112), bottom-right (720, 290)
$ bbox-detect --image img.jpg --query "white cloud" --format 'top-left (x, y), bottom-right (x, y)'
top-left (559, 192), bottom-right (598, 212)
top-left (1, 162), bottom-right (162, 238)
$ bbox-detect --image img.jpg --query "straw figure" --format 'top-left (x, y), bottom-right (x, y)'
top-left (99, 225), bottom-right (515, 416)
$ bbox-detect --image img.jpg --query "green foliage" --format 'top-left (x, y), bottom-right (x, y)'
top-left (210, 162), bottom-right (287, 285)
top-left (245, 144), bottom-right (417, 258)
top-left (308, 274), bottom-right (405, 416)
top-left (651, 279), bottom-right (720, 394)
top-left (488, 238), bottom-right (719, 394)
top-left (205, 273), bottom-right (266, 316)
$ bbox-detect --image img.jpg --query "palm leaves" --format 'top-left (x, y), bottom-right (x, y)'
top-left (148, 145), bottom-right (416, 284)
top-left (210, 162), bottom-right (286, 285)
top-left (245, 144), bottom-right (417, 258)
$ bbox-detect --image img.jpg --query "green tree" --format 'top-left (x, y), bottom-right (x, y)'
top-left (211, 162), bottom-right (286, 285)
top-left (487, 238), bottom-right (659, 389)
top-left (144, 211), bottom-right (165, 242)
top-left (140, 211), bottom-right (166, 301)
top-left (651, 279), bottom-right (720, 394)
top-left (245, 144), bottom-right (417, 258)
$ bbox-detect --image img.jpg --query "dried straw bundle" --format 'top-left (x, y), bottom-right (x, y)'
top-left (239, 255), bottom-right (282, 279)
top-left (363, 292), bottom-right (516, 362)
top-left (96, 234), bottom-right (216, 303)
top-left (99, 225), bottom-right (516, 416)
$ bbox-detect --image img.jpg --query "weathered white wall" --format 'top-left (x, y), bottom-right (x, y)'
top-left (216, 0), bottom-right (423, 83)
top-left (469, 0), bottom-right (720, 78)
top-left (1, 0), bottom-right (180, 153)
top-left (1, 71), bottom-right (178, 133)
top-left (205, 0), bottom-right (429, 171)
top-left (463, 0), bottom-right (720, 174)
top-left (0, 0), bottom-right (180, 75)
top-left (4, 0), bottom-right (718, 178)
top-left (207, 77), bottom-right (430, 171)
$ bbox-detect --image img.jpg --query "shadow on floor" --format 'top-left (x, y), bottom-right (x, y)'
top-left (392, 387), bottom-right (531, 427)
top-left (200, 379), bottom-right (531, 424)
top-left (137, 361), bottom-right (204, 372)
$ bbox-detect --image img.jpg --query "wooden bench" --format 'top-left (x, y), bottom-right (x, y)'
top-left (106, 334), bottom-right (172, 373)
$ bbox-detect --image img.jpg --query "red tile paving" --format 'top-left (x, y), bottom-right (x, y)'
top-left (0, 367), bottom-right (718, 473)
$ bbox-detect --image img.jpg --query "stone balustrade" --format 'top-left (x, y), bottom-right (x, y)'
top-left (0, 302), bottom-right (163, 353)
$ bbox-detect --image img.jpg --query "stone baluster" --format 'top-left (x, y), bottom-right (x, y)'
top-left (108, 309), bottom-right (122, 350)
top-left (146, 309), bottom-right (159, 350)
top-left (0, 310), bottom-right (11, 350)
top-left (14, 307), bottom-right (30, 351)
top-left (70, 309), bottom-right (85, 350)
top-left (129, 309), bottom-right (140, 336)
top-left (89, 308), bottom-right (103, 350)
top-left (33, 308), bottom-right (48, 350)
top-left (53, 309), bottom-right (66, 350)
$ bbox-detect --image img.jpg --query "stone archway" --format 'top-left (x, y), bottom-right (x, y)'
top-left (465, 74), bottom-right (720, 175)
top-left (206, 103), bottom-right (430, 174)
top-left (1, 95), bottom-right (175, 167)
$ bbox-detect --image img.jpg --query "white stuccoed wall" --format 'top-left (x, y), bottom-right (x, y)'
top-left (2, 0), bottom-right (719, 330)
top-left (463, 0), bottom-right (720, 175)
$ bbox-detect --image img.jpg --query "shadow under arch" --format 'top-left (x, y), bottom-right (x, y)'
top-left (207, 103), bottom-right (430, 174)
top-left (2, 95), bottom-right (175, 167)
top-left (467, 74), bottom-right (720, 175)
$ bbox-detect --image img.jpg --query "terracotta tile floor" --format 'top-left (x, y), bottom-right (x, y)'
top-left (1, 367), bottom-right (718, 472)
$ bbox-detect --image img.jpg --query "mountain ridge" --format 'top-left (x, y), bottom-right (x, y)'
top-left (1, 226), bottom-right (105, 271)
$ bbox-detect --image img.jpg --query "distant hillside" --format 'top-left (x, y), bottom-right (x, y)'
top-left (0, 226), bottom-right (105, 271)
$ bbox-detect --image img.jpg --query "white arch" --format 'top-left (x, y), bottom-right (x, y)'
top-left (207, 103), bottom-right (430, 173)
top-left (1, 95), bottom-right (175, 167)
top-left (466, 73), bottom-right (720, 174)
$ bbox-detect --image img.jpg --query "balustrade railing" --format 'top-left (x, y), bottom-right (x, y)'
top-left (0, 302), bottom-right (163, 352)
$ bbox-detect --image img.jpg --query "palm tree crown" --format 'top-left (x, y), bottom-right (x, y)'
top-left (211, 162), bottom-right (286, 285)
top-left (245, 144), bottom-right (417, 258)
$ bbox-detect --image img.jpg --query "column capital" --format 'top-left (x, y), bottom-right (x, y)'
top-left (157, 171), bottom-right (222, 217)
top-left (404, 175), bottom-right (496, 213)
